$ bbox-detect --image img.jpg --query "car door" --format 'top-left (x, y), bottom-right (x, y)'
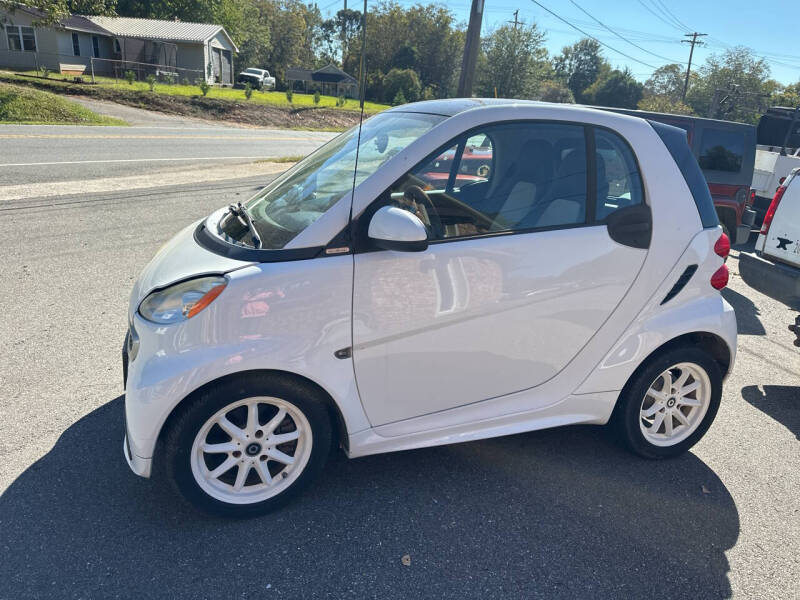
top-left (352, 120), bottom-right (649, 427)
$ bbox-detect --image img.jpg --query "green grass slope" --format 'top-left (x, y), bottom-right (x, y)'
top-left (0, 83), bottom-right (126, 125)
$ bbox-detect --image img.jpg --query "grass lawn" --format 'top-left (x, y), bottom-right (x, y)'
top-left (0, 82), bottom-right (126, 125)
top-left (90, 75), bottom-right (388, 113)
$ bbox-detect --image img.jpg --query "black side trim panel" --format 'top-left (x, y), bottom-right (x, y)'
top-left (605, 203), bottom-right (652, 249)
top-left (194, 223), bottom-right (324, 263)
top-left (661, 264), bottom-right (698, 305)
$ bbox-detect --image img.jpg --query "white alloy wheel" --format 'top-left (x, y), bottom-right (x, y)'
top-left (190, 396), bottom-right (313, 504)
top-left (639, 362), bottom-right (711, 447)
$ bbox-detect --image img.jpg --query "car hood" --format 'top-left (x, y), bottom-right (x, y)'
top-left (128, 218), bottom-right (254, 314)
top-left (238, 72), bottom-right (261, 79)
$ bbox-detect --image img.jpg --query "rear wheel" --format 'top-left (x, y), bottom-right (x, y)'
top-left (164, 374), bottom-right (331, 517)
top-left (613, 347), bottom-right (722, 459)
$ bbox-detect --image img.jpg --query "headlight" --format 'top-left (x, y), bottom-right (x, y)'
top-left (139, 276), bottom-right (227, 324)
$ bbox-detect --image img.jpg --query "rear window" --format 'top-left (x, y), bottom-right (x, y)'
top-left (649, 120), bottom-right (719, 228)
top-left (698, 128), bottom-right (744, 172)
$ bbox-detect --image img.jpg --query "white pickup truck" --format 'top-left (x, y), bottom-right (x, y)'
top-left (740, 166), bottom-right (800, 344)
top-left (236, 68), bottom-right (276, 90)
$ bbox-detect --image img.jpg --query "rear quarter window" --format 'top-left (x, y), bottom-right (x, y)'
top-left (649, 120), bottom-right (719, 229)
top-left (698, 128), bottom-right (744, 173)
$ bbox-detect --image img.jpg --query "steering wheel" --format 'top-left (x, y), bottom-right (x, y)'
top-left (403, 185), bottom-right (444, 239)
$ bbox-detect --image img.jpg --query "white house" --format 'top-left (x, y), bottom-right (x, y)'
top-left (0, 5), bottom-right (238, 84)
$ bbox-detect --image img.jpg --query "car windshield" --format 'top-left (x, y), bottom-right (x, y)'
top-left (238, 111), bottom-right (445, 249)
top-left (244, 68), bottom-right (262, 75)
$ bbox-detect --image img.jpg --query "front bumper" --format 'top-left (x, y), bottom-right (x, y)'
top-left (739, 250), bottom-right (800, 307)
top-left (124, 434), bottom-right (152, 477)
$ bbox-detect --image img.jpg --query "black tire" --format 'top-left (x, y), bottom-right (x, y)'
top-left (163, 373), bottom-right (332, 518)
top-left (611, 346), bottom-right (723, 459)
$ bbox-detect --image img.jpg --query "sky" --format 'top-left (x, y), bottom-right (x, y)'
top-left (320, 0), bottom-right (800, 86)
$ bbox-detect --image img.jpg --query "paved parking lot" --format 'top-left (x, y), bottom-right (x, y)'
top-left (0, 177), bottom-right (798, 599)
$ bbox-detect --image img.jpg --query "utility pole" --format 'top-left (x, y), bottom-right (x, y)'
top-left (508, 9), bottom-right (521, 29)
top-left (342, 0), bottom-right (347, 64)
top-left (457, 0), bottom-right (484, 97)
top-left (681, 32), bottom-right (706, 102)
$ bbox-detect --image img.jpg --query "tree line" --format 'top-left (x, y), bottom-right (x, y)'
top-left (6, 0), bottom-right (800, 120)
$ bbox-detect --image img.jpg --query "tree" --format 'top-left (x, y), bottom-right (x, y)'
top-left (637, 95), bottom-right (694, 115)
top-left (1, 0), bottom-right (116, 22)
top-left (320, 8), bottom-right (362, 64)
top-left (351, 2), bottom-right (463, 99)
top-left (382, 68), bottom-right (421, 103)
top-left (554, 38), bottom-right (608, 103)
top-left (686, 46), bottom-right (771, 123)
top-left (583, 68), bottom-right (643, 108)
top-left (768, 80), bottom-right (800, 108)
top-left (644, 63), bottom-right (685, 101)
top-left (475, 22), bottom-right (549, 99)
top-left (538, 80), bottom-right (574, 103)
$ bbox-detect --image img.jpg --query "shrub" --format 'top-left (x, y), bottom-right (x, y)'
top-left (422, 85), bottom-right (437, 101)
top-left (244, 82), bottom-right (253, 100)
top-left (124, 70), bottom-right (136, 85)
top-left (383, 68), bottom-right (421, 104)
top-left (285, 88), bottom-right (293, 103)
top-left (40, 66), bottom-right (50, 79)
top-left (336, 94), bottom-right (346, 107)
top-left (199, 80), bottom-right (211, 96)
top-left (392, 89), bottom-right (407, 106)
top-left (313, 90), bottom-right (321, 105)
top-left (163, 73), bottom-right (177, 86)
top-left (145, 74), bottom-right (157, 92)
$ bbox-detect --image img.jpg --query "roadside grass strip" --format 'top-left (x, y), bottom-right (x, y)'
top-left (0, 82), bottom-right (127, 126)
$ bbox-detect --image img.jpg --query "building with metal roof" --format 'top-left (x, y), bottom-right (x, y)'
top-left (1, 4), bottom-right (237, 84)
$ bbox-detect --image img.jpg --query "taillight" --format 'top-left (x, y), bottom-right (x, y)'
top-left (760, 185), bottom-right (786, 235)
top-left (779, 176), bottom-right (786, 186)
top-left (714, 232), bottom-right (730, 257)
top-left (710, 264), bottom-right (729, 290)
top-left (748, 189), bottom-right (755, 206)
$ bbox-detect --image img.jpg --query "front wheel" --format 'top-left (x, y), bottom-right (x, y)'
top-left (612, 347), bottom-right (723, 459)
top-left (163, 374), bottom-right (332, 517)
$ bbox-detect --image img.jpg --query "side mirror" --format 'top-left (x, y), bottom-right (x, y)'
top-left (368, 205), bottom-right (429, 252)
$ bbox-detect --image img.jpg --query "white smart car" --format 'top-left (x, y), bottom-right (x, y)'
top-left (123, 99), bottom-right (737, 516)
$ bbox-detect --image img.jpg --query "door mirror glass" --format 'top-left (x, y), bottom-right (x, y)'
top-left (368, 206), bottom-right (429, 252)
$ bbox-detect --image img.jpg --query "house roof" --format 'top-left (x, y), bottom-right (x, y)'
top-left (85, 16), bottom-right (237, 51)
top-left (1, 4), bottom-right (108, 35)
top-left (286, 64), bottom-right (357, 84)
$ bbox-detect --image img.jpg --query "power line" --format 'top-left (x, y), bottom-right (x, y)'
top-left (635, 0), bottom-right (683, 32)
top-left (652, 0), bottom-right (692, 32)
top-left (567, 0), bottom-right (686, 64)
top-left (648, 0), bottom-right (685, 31)
top-left (528, 0), bottom-right (660, 69)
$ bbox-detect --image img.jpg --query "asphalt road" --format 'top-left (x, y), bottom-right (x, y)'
top-left (0, 178), bottom-right (798, 599)
top-left (0, 123), bottom-right (335, 185)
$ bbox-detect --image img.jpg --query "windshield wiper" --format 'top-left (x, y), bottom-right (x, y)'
top-left (226, 202), bottom-right (262, 249)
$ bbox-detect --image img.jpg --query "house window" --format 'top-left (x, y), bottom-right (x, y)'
top-left (21, 27), bottom-right (36, 51)
top-left (5, 25), bottom-right (35, 52)
top-left (72, 33), bottom-right (80, 56)
top-left (92, 35), bottom-right (100, 58)
top-left (5, 26), bottom-right (22, 51)
top-left (113, 38), bottom-right (121, 54)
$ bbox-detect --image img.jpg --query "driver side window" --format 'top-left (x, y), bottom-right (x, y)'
top-left (381, 122), bottom-right (588, 242)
